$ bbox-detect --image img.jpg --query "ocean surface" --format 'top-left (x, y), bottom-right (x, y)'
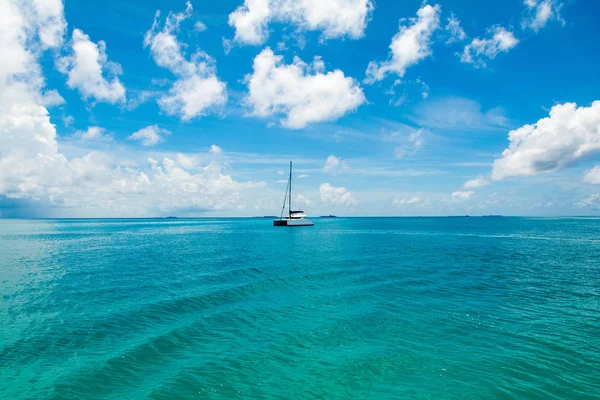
top-left (1, 217), bottom-right (599, 399)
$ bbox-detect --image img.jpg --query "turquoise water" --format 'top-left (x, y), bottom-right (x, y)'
top-left (1, 217), bottom-right (599, 399)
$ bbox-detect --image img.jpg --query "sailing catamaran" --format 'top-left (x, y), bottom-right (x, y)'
top-left (274, 162), bottom-right (314, 226)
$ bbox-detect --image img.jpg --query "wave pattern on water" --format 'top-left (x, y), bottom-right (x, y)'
top-left (1, 217), bottom-right (599, 399)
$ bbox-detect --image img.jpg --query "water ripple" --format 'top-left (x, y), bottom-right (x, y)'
top-left (1, 217), bottom-right (599, 399)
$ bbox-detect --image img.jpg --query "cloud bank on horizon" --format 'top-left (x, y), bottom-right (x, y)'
top-left (1, 0), bottom-right (599, 217)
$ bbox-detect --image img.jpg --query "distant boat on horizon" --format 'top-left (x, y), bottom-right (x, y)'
top-left (274, 162), bottom-right (314, 227)
top-left (320, 215), bottom-right (338, 218)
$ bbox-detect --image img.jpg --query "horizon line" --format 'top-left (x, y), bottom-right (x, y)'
top-left (2, 215), bottom-right (600, 220)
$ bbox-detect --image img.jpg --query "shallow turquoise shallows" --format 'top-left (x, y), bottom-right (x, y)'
top-left (1, 217), bottom-right (599, 399)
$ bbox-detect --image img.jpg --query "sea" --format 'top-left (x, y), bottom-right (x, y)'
top-left (1, 217), bottom-right (599, 399)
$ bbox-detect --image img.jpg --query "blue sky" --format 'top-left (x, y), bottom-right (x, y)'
top-left (1, 0), bottom-right (600, 217)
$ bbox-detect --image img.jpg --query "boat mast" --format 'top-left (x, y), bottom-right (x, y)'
top-left (288, 161), bottom-right (292, 218)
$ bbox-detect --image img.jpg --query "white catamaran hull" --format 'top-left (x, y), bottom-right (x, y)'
top-left (288, 218), bottom-right (314, 226)
top-left (274, 218), bottom-right (314, 226)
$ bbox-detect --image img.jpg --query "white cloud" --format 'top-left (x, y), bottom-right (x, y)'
top-left (126, 89), bottom-right (161, 111)
top-left (384, 78), bottom-right (430, 106)
top-left (228, 0), bottom-right (373, 46)
top-left (583, 166), bottom-right (600, 185)
top-left (523, 0), bottom-right (564, 32)
top-left (392, 128), bottom-right (424, 159)
top-left (320, 183), bottom-right (357, 206)
top-left (365, 4), bottom-right (441, 83)
top-left (74, 126), bottom-right (111, 142)
top-left (158, 75), bottom-right (226, 120)
top-left (452, 190), bottom-right (475, 201)
top-left (63, 115), bottom-right (74, 126)
top-left (40, 89), bottom-right (65, 107)
top-left (409, 129), bottom-right (424, 148)
top-left (298, 174), bottom-right (309, 178)
top-left (1, 0), bottom-right (74, 204)
top-left (576, 193), bottom-right (600, 210)
top-left (463, 175), bottom-right (490, 189)
top-left (409, 97), bottom-right (510, 131)
top-left (31, 0), bottom-right (67, 49)
top-left (460, 26), bottom-right (518, 68)
top-left (210, 144), bottom-right (223, 154)
top-left (445, 13), bottom-right (467, 43)
top-left (175, 153), bottom-right (200, 169)
top-left (295, 194), bottom-right (312, 207)
top-left (144, 2), bottom-right (227, 120)
top-left (418, 78), bottom-right (430, 99)
top-left (127, 125), bottom-right (171, 146)
top-left (194, 21), bottom-right (207, 32)
top-left (323, 155), bottom-right (341, 173)
top-left (245, 48), bottom-right (365, 129)
top-left (0, 1), bottom-right (270, 218)
top-left (58, 29), bottom-right (126, 103)
top-left (393, 196), bottom-right (421, 206)
top-left (492, 101), bottom-right (600, 180)
top-left (394, 148), bottom-right (407, 159)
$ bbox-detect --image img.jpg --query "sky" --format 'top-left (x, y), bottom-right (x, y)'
top-left (1, 0), bottom-right (600, 217)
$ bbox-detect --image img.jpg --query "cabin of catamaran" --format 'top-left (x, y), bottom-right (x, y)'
top-left (274, 162), bottom-right (314, 227)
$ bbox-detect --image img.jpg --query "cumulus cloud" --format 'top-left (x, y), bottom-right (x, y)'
top-left (1, 0), bottom-right (75, 203)
top-left (365, 4), bottom-right (441, 83)
top-left (127, 125), bottom-right (171, 146)
top-left (320, 183), bottom-right (357, 206)
top-left (492, 101), bottom-right (600, 180)
top-left (445, 13), bottom-right (467, 43)
top-left (175, 153), bottom-right (200, 169)
top-left (144, 2), bottom-right (227, 120)
top-left (298, 174), bottom-right (309, 179)
top-left (522, 0), bottom-right (564, 32)
top-left (323, 155), bottom-right (341, 173)
top-left (0, 1), bottom-right (269, 217)
top-left (74, 126), bottom-right (112, 142)
top-left (30, 0), bottom-right (67, 49)
top-left (452, 190), bottom-right (474, 201)
top-left (40, 89), bottom-right (65, 107)
top-left (460, 26), bottom-right (518, 68)
top-left (58, 29), bottom-right (126, 103)
top-left (210, 144), bottom-right (223, 154)
top-left (228, 0), bottom-right (373, 46)
top-left (583, 166), bottom-right (600, 185)
top-left (463, 175), bottom-right (490, 189)
top-left (245, 48), bottom-right (365, 128)
top-left (1, 0), bottom-right (66, 195)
